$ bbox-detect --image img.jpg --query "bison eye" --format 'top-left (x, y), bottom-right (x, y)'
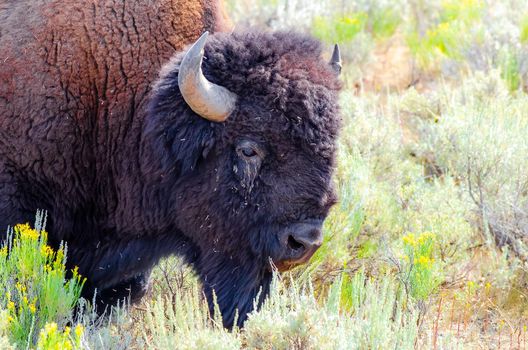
top-left (241, 147), bottom-right (257, 158)
top-left (235, 140), bottom-right (263, 188)
top-left (236, 141), bottom-right (261, 160)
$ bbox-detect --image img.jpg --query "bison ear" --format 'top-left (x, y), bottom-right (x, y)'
top-left (168, 118), bottom-right (215, 175)
top-left (143, 108), bottom-right (216, 176)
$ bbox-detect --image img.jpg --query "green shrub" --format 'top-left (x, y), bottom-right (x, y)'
top-left (135, 270), bottom-right (420, 349)
top-left (312, 12), bottom-right (368, 44)
top-left (312, 6), bottom-right (401, 45)
top-left (407, 0), bottom-right (484, 68)
top-left (370, 7), bottom-right (401, 39)
top-left (142, 283), bottom-right (240, 350)
top-left (418, 72), bottom-right (528, 256)
top-left (400, 232), bottom-right (441, 300)
top-left (0, 212), bottom-right (85, 348)
top-left (243, 273), bottom-right (418, 350)
top-left (440, 0), bottom-right (484, 25)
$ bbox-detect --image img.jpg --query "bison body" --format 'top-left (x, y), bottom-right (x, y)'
top-left (0, 0), bottom-right (341, 327)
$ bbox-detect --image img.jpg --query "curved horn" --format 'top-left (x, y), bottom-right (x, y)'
top-left (329, 44), bottom-right (342, 75)
top-left (178, 32), bottom-right (238, 122)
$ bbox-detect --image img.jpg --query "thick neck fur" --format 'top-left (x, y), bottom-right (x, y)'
top-left (0, 0), bottom-right (229, 239)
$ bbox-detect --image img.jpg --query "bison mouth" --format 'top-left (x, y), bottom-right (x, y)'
top-left (272, 220), bottom-right (323, 272)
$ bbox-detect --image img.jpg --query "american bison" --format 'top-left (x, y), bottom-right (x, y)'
top-left (0, 0), bottom-right (342, 327)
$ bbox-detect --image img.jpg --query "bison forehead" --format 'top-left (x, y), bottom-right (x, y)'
top-left (203, 30), bottom-right (341, 159)
top-left (203, 30), bottom-right (341, 97)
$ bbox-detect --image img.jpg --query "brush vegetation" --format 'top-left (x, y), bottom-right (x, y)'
top-left (3, 0), bottom-right (528, 348)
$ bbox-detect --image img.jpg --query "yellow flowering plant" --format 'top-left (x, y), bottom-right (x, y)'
top-left (400, 232), bottom-right (441, 300)
top-left (0, 212), bottom-right (86, 348)
top-left (406, 0), bottom-right (484, 68)
top-left (36, 322), bottom-right (84, 350)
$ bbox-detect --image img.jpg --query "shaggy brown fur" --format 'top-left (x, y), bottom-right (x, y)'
top-left (0, 0), bottom-right (229, 234)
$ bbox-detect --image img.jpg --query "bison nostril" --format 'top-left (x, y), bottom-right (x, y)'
top-left (287, 235), bottom-right (305, 251)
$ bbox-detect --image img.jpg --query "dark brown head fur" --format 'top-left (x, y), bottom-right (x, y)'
top-left (143, 31), bottom-right (341, 326)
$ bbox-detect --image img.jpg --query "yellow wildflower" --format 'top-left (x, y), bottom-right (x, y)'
top-left (74, 324), bottom-right (84, 338)
top-left (417, 232), bottom-right (435, 244)
top-left (71, 266), bottom-right (80, 278)
top-left (416, 255), bottom-right (434, 267)
top-left (15, 223), bottom-right (31, 231)
top-left (29, 303), bottom-right (36, 314)
top-left (402, 233), bottom-right (417, 246)
top-left (16, 282), bottom-right (27, 293)
top-left (41, 244), bottom-right (54, 258)
top-left (16, 223), bottom-right (39, 240)
top-left (54, 248), bottom-right (65, 267)
top-left (46, 322), bottom-right (58, 333)
top-left (343, 17), bottom-right (359, 25)
top-left (466, 280), bottom-right (476, 293)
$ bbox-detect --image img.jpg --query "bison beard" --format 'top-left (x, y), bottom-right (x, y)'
top-left (0, 2), bottom-right (341, 328)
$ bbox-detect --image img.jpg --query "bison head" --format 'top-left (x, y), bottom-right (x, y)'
top-left (143, 30), bottom-right (341, 327)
